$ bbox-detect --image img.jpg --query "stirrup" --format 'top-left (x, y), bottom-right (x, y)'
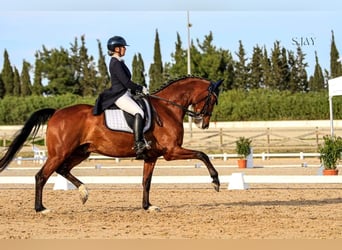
top-left (134, 141), bottom-right (147, 155)
top-left (144, 139), bottom-right (152, 150)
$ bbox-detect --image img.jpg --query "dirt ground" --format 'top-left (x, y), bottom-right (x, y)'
top-left (0, 158), bottom-right (341, 239)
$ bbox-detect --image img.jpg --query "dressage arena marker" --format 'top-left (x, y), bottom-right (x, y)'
top-left (53, 174), bottom-right (76, 190)
top-left (1, 175), bottom-right (342, 188)
top-left (228, 173), bottom-right (249, 190)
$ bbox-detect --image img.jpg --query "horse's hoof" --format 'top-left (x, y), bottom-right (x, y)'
top-left (79, 184), bottom-right (89, 204)
top-left (147, 205), bottom-right (161, 212)
top-left (39, 209), bottom-right (51, 214)
top-left (212, 182), bottom-right (220, 192)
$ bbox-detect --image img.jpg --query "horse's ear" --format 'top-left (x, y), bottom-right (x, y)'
top-left (214, 79), bottom-right (223, 89)
top-left (209, 79), bottom-right (223, 94)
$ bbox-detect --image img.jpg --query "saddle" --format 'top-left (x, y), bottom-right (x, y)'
top-left (103, 97), bottom-right (152, 133)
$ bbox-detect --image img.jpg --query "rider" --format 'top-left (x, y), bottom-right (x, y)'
top-left (94, 35), bottom-right (149, 158)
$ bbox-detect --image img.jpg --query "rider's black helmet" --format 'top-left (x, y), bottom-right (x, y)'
top-left (107, 36), bottom-right (129, 52)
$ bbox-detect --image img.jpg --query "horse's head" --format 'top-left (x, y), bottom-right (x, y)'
top-left (192, 79), bottom-right (223, 129)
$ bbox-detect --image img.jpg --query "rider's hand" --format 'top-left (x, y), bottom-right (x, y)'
top-left (142, 86), bottom-right (149, 95)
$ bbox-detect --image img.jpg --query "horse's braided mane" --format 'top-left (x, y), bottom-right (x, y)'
top-left (151, 75), bottom-right (208, 94)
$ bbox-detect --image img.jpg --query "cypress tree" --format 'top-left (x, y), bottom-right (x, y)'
top-left (261, 46), bottom-right (272, 89)
top-left (269, 41), bottom-right (284, 90)
top-left (167, 32), bottom-right (187, 79)
top-left (330, 30), bottom-right (342, 78)
top-left (96, 39), bottom-right (110, 94)
top-left (1, 49), bottom-right (14, 96)
top-left (288, 47), bottom-right (308, 92)
top-left (197, 31), bottom-right (216, 79)
top-left (69, 36), bottom-right (81, 93)
top-left (280, 47), bottom-right (290, 91)
top-left (148, 29), bottom-right (164, 92)
top-left (249, 45), bottom-right (263, 89)
top-left (309, 51), bottom-right (324, 91)
top-left (288, 50), bottom-right (298, 91)
top-left (292, 46), bottom-right (308, 92)
top-left (32, 52), bottom-right (44, 95)
top-left (132, 53), bottom-right (146, 87)
top-left (138, 53), bottom-right (146, 87)
top-left (132, 54), bottom-right (139, 84)
top-left (233, 40), bottom-right (249, 90)
top-left (21, 60), bottom-right (32, 96)
top-left (79, 35), bottom-right (97, 96)
top-left (223, 61), bottom-right (235, 91)
top-left (0, 73), bottom-right (4, 98)
top-left (12, 67), bottom-right (21, 96)
top-left (217, 49), bottom-right (234, 91)
top-left (188, 40), bottom-right (201, 76)
top-left (324, 69), bottom-right (330, 88)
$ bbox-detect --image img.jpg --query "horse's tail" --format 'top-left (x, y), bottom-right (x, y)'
top-left (0, 108), bottom-right (56, 172)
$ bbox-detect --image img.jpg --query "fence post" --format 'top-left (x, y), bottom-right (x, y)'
top-left (315, 126), bottom-right (319, 150)
top-left (261, 152), bottom-right (266, 160)
top-left (266, 128), bottom-right (270, 159)
top-left (219, 128), bottom-right (223, 150)
top-left (223, 152), bottom-right (227, 161)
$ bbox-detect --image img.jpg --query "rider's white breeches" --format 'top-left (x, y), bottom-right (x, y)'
top-left (115, 91), bottom-right (144, 118)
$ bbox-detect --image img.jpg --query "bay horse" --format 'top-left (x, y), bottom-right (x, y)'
top-left (0, 76), bottom-right (222, 213)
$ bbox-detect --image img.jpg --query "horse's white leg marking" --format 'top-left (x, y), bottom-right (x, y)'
top-left (39, 209), bottom-right (51, 214)
top-left (148, 205), bottom-right (161, 212)
top-left (78, 184), bottom-right (89, 204)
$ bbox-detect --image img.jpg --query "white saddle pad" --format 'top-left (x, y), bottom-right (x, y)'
top-left (104, 99), bottom-right (151, 133)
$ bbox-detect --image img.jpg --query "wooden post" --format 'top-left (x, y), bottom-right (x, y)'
top-left (315, 126), bottom-right (319, 150)
top-left (266, 128), bottom-right (270, 159)
top-left (219, 128), bottom-right (223, 149)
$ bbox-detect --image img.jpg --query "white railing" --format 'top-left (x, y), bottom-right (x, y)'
top-left (207, 152), bottom-right (320, 161)
top-left (1, 175), bottom-right (342, 185)
top-left (88, 152), bottom-right (320, 162)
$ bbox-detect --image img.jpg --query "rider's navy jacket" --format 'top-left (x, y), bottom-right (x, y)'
top-left (93, 57), bottom-right (143, 115)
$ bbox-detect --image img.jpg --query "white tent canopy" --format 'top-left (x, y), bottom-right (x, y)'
top-left (328, 76), bottom-right (342, 136)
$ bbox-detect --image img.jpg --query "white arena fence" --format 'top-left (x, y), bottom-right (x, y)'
top-left (13, 151), bottom-right (321, 165)
top-left (1, 175), bottom-right (342, 186)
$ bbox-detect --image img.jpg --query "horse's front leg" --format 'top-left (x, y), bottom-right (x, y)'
top-left (164, 147), bottom-right (220, 192)
top-left (142, 158), bottom-right (160, 211)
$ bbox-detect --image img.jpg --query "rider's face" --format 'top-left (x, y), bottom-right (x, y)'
top-left (116, 46), bottom-right (126, 57)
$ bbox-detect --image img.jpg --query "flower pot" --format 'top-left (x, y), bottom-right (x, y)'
top-left (323, 169), bottom-right (339, 175)
top-left (237, 159), bottom-right (247, 168)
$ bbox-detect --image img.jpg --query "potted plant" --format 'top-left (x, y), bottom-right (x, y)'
top-left (235, 137), bottom-right (252, 168)
top-left (319, 135), bottom-right (342, 175)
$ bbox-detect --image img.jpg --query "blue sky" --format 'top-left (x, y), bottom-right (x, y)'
top-left (1, 0), bottom-right (342, 81)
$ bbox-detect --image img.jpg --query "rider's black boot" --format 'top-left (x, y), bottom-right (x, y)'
top-left (133, 114), bottom-right (147, 158)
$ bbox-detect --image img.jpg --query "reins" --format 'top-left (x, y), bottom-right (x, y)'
top-left (148, 92), bottom-right (216, 118)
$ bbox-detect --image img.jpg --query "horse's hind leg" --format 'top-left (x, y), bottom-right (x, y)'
top-left (55, 145), bottom-right (91, 204)
top-left (56, 163), bottom-right (89, 204)
top-left (35, 157), bottom-right (64, 213)
top-left (56, 164), bottom-right (89, 205)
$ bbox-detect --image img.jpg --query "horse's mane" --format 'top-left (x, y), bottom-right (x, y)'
top-left (151, 75), bottom-right (208, 94)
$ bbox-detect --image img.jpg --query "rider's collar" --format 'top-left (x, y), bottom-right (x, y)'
top-left (113, 55), bottom-right (124, 61)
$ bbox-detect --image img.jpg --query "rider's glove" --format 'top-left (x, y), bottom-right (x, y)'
top-left (142, 86), bottom-right (149, 95)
